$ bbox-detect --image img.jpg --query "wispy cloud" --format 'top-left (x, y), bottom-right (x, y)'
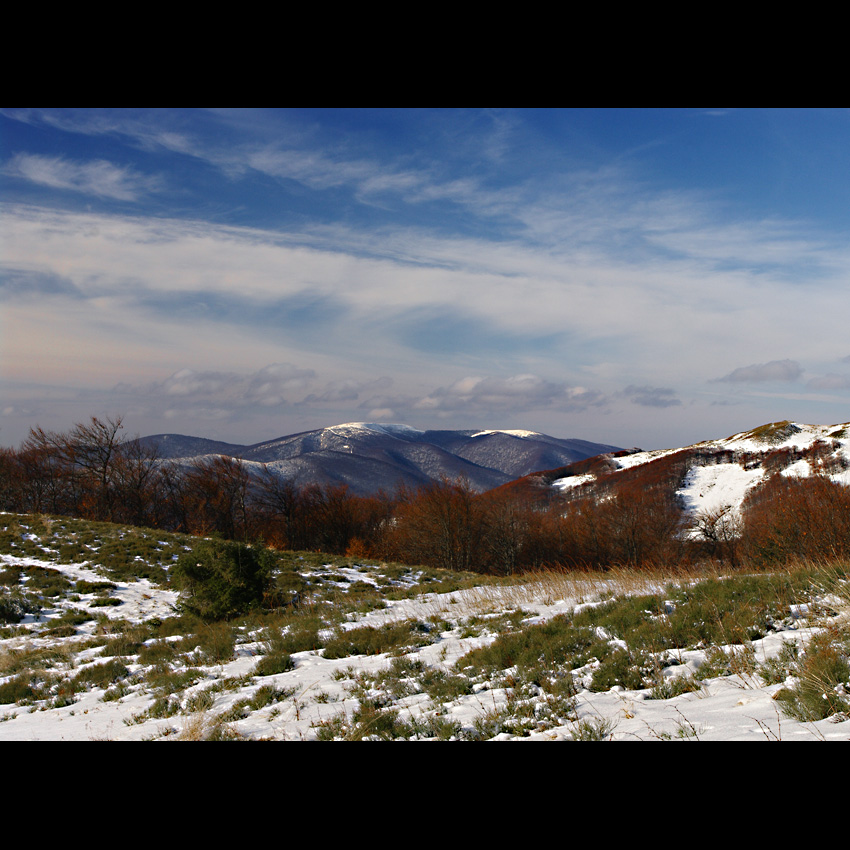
top-left (1, 108), bottom-right (199, 158)
top-left (622, 385), bottom-right (682, 408)
top-left (5, 109), bottom-right (850, 448)
top-left (4, 153), bottom-right (159, 201)
top-left (123, 364), bottom-right (317, 408)
top-left (807, 373), bottom-right (850, 391)
top-left (2, 204), bottom-right (847, 416)
top-left (246, 147), bottom-right (426, 199)
top-left (303, 377), bottom-right (393, 405)
top-left (715, 360), bottom-right (805, 384)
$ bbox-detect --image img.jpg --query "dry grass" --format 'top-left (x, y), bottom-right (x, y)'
top-left (438, 562), bottom-right (730, 618)
top-left (0, 641), bottom-right (78, 677)
top-left (176, 710), bottom-right (242, 741)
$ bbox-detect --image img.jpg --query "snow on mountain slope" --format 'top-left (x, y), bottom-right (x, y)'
top-left (471, 429), bottom-right (543, 439)
top-left (327, 423), bottom-right (426, 440)
top-left (141, 424), bottom-right (623, 496)
top-left (676, 463), bottom-right (767, 521)
top-left (550, 421), bottom-right (850, 527)
top-left (2, 544), bottom-right (847, 742)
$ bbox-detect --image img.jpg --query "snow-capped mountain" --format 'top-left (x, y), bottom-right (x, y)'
top-left (139, 423), bottom-right (624, 496)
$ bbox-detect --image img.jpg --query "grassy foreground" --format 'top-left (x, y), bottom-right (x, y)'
top-left (1, 513), bottom-right (849, 740)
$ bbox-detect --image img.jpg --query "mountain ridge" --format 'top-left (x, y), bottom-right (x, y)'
top-left (501, 420), bottom-right (850, 529)
top-left (138, 423), bottom-right (625, 496)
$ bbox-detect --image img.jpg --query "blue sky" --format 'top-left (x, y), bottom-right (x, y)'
top-left (2, 107), bottom-right (849, 450)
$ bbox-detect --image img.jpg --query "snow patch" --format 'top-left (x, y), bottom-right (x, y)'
top-left (677, 463), bottom-right (766, 518)
top-left (552, 473), bottom-right (595, 491)
top-left (329, 423), bottom-right (425, 439)
top-left (471, 430), bottom-right (542, 439)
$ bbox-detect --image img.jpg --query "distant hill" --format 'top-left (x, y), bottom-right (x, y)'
top-left (499, 420), bottom-right (850, 528)
top-left (139, 423), bottom-right (624, 496)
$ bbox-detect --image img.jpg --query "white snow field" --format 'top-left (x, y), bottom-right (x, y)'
top-left (2, 545), bottom-right (848, 742)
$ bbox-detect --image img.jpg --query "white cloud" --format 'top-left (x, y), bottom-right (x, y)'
top-left (247, 147), bottom-right (425, 198)
top-left (413, 375), bottom-right (606, 415)
top-left (5, 126), bottom-right (850, 450)
top-left (3, 154), bottom-right (158, 201)
top-left (1, 108), bottom-right (200, 159)
top-left (129, 364), bottom-right (317, 408)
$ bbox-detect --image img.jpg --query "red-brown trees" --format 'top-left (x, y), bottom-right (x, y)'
top-left (740, 473), bottom-right (850, 566)
top-left (384, 478), bottom-right (485, 572)
top-left (63, 416), bottom-right (127, 522)
top-left (180, 455), bottom-right (254, 541)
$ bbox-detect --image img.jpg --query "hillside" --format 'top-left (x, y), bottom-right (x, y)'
top-left (3, 419), bottom-right (850, 740)
top-left (506, 421), bottom-right (850, 528)
top-left (1, 513), bottom-right (848, 741)
top-left (139, 423), bottom-right (624, 496)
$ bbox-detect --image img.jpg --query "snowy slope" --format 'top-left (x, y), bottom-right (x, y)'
top-left (551, 421), bottom-right (850, 529)
top-left (2, 546), bottom-right (847, 742)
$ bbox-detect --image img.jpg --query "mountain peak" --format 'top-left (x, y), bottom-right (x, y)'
top-left (470, 429), bottom-right (543, 439)
top-left (538, 420), bottom-right (850, 533)
top-left (328, 423), bottom-right (426, 439)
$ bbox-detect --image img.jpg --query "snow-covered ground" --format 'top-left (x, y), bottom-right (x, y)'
top-left (676, 463), bottom-right (766, 524)
top-left (2, 550), bottom-right (847, 741)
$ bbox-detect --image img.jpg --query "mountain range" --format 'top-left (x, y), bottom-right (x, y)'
top-left (139, 423), bottom-right (626, 496)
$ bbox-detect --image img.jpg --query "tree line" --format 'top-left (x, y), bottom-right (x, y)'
top-left (2, 416), bottom-right (849, 574)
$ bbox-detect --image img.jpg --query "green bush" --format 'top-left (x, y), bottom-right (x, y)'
top-left (21, 566), bottom-right (72, 599)
top-left (0, 673), bottom-right (42, 705)
top-left (322, 620), bottom-right (437, 660)
top-left (172, 539), bottom-right (275, 621)
top-left (183, 622), bottom-right (237, 664)
top-left (457, 615), bottom-right (600, 680)
top-left (101, 628), bottom-right (147, 658)
top-left (590, 648), bottom-right (653, 692)
top-left (775, 632), bottom-right (850, 721)
top-left (72, 660), bottom-right (131, 691)
top-left (0, 592), bottom-right (33, 625)
top-left (254, 652), bottom-right (294, 677)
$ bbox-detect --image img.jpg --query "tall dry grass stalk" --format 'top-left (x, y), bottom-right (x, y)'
top-left (809, 561), bottom-right (850, 627)
top-left (434, 563), bottom-right (724, 618)
top-left (176, 710), bottom-right (240, 741)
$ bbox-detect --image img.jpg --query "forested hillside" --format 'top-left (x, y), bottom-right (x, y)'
top-left (3, 417), bottom-right (850, 576)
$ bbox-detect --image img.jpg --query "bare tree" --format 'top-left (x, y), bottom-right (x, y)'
top-left (690, 506), bottom-right (741, 567)
top-left (63, 416), bottom-right (127, 521)
top-left (182, 455), bottom-right (254, 541)
top-left (112, 437), bottom-right (164, 528)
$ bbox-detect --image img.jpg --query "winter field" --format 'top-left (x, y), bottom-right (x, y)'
top-left (1, 513), bottom-right (848, 742)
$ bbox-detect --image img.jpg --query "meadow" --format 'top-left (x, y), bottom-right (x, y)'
top-left (2, 512), bottom-right (848, 741)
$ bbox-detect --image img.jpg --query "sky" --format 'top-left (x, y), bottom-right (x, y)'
top-left (2, 107), bottom-right (850, 451)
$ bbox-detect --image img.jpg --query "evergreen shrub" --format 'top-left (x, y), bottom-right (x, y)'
top-left (172, 539), bottom-right (275, 622)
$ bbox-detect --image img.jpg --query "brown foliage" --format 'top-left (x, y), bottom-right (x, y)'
top-left (382, 478), bottom-right (485, 572)
top-left (740, 473), bottom-right (850, 566)
top-left (179, 455), bottom-right (254, 541)
top-left (4, 413), bottom-right (848, 578)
